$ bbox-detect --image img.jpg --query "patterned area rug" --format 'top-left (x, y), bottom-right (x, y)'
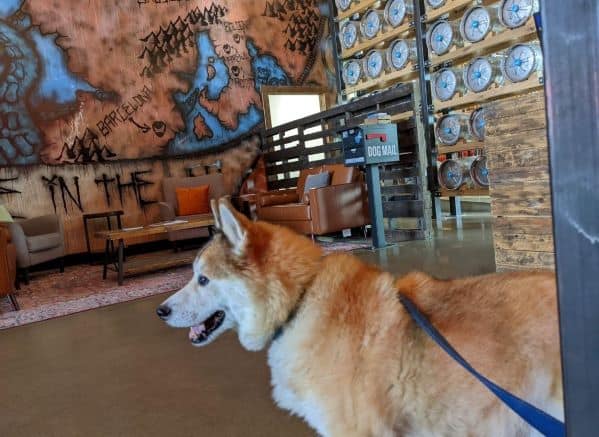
top-left (0, 240), bottom-right (371, 329)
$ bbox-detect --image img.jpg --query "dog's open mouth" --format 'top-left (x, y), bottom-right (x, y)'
top-left (188, 311), bottom-right (226, 344)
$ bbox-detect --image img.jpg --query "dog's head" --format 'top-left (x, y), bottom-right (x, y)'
top-left (157, 198), bottom-right (322, 351)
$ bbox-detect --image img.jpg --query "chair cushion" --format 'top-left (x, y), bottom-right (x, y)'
top-left (176, 185), bottom-right (210, 216)
top-left (162, 174), bottom-right (226, 213)
top-left (26, 233), bottom-right (61, 253)
top-left (258, 203), bottom-right (311, 222)
top-left (303, 172), bottom-right (331, 194)
top-left (296, 167), bottom-right (325, 198)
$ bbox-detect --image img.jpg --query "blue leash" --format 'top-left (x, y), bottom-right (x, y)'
top-left (398, 294), bottom-right (565, 437)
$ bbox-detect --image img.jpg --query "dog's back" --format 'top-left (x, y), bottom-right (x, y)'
top-left (269, 253), bottom-right (562, 436)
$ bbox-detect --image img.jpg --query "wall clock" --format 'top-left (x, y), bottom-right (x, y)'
top-left (433, 68), bottom-right (464, 101)
top-left (469, 108), bottom-right (486, 141)
top-left (501, 43), bottom-right (543, 83)
top-left (386, 39), bottom-right (415, 71)
top-left (427, 20), bottom-right (461, 56)
top-left (470, 156), bottom-right (490, 187)
top-left (364, 50), bottom-right (385, 79)
top-left (343, 60), bottom-right (362, 86)
top-left (384, 0), bottom-right (413, 28)
top-left (361, 10), bottom-right (383, 40)
top-left (463, 56), bottom-right (502, 93)
top-left (499, 0), bottom-right (537, 28)
top-left (435, 114), bottom-right (470, 146)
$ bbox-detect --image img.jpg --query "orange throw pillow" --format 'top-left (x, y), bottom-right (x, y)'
top-left (176, 185), bottom-right (210, 216)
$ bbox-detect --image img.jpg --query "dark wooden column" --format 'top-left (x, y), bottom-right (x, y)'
top-left (542, 0), bottom-right (599, 434)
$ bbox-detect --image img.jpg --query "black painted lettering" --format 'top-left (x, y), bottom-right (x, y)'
top-left (97, 121), bottom-right (111, 137)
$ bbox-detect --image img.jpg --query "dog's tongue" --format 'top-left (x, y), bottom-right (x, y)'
top-left (188, 324), bottom-right (206, 341)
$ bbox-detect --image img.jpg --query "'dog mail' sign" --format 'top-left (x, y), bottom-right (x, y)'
top-left (363, 124), bottom-right (400, 165)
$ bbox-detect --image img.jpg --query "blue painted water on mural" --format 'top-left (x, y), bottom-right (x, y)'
top-left (0, 5), bottom-right (98, 164)
top-left (247, 40), bottom-right (290, 91)
top-left (0, 0), bottom-right (23, 19)
top-left (29, 29), bottom-right (96, 105)
top-left (0, 9), bottom-right (41, 165)
top-left (169, 33), bottom-right (290, 155)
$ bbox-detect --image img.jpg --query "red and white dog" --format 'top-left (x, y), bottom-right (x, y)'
top-left (158, 198), bottom-right (563, 436)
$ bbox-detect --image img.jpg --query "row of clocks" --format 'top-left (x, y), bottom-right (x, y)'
top-left (425, 0), bottom-right (537, 23)
top-left (432, 42), bottom-right (543, 101)
top-left (342, 39), bottom-right (417, 86)
top-left (435, 108), bottom-right (485, 145)
top-left (339, 0), bottom-right (414, 50)
top-left (438, 156), bottom-right (490, 190)
top-left (426, 0), bottom-right (538, 56)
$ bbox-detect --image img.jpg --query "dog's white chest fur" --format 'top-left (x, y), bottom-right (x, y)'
top-left (268, 334), bottom-right (329, 437)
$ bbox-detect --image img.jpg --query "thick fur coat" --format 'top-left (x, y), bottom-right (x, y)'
top-left (158, 199), bottom-right (563, 436)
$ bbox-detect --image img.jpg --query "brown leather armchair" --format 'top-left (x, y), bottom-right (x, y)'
top-left (256, 164), bottom-right (370, 236)
top-left (0, 226), bottom-right (19, 311)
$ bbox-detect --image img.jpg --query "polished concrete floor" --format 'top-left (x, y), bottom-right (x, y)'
top-left (0, 217), bottom-right (495, 437)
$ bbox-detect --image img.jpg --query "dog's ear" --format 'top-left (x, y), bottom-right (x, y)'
top-left (210, 198), bottom-right (222, 230)
top-left (218, 199), bottom-right (249, 255)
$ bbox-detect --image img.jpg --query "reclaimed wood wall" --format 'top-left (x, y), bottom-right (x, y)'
top-left (484, 90), bottom-right (555, 271)
top-left (0, 137), bottom-right (260, 255)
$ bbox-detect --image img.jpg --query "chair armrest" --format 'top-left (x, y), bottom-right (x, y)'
top-left (0, 227), bottom-right (15, 294)
top-left (257, 189), bottom-right (299, 207)
top-left (308, 182), bottom-right (370, 234)
top-left (8, 222), bottom-right (30, 267)
top-left (158, 202), bottom-right (176, 221)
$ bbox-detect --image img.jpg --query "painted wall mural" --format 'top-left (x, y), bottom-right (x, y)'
top-left (0, 0), bottom-right (329, 166)
top-left (0, 135), bottom-right (263, 254)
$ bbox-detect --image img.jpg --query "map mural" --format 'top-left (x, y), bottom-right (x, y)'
top-left (0, 0), bottom-right (328, 166)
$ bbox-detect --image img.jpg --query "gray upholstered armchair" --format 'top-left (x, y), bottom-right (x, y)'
top-left (9, 214), bottom-right (65, 284)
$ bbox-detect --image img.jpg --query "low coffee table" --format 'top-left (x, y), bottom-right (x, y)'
top-left (96, 217), bottom-right (215, 285)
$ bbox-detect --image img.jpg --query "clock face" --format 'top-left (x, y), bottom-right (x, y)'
top-left (387, 39), bottom-right (410, 70)
top-left (428, 20), bottom-right (454, 55)
top-left (341, 22), bottom-right (358, 49)
top-left (470, 108), bottom-right (486, 141)
top-left (503, 44), bottom-right (538, 82)
top-left (500, 0), bottom-right (534, 28)
top-left (471, 156), bottom-right (490, 186)
top-left (465, 57), bottom-right (494, 92)
top-left (461, 7), bottom-right (492, 42)
top-left (365, 50), bottom-right (384, 78)
top-left (385, 0), bottom-right (409, 28)
top-left (336, 0), bottom-right (353, 12)
top-left (439, 159), bottom-right (464, 190)
top-left (436, 115), bottom-right (462, 145)
top-left (343, 60), bottom-right (362, 86)
top-left (361, 10), bottom-right (382, 39)
top-left (434, 69), bottom-right (459, 101)
top-left (427, 0), bottom-right (446, 8)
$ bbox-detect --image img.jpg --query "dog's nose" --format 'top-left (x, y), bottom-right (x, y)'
top-left (156, 305), bottom-right (172, 320)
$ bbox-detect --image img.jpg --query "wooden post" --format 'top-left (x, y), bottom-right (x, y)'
top-left (542, 0), bottom-right (599, 434)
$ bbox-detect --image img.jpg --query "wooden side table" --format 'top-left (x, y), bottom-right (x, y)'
top-left (82, 210), bottom-right (124, 264)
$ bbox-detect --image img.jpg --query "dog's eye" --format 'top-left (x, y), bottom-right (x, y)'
top-left (198, 275), bottom-right (210, 286)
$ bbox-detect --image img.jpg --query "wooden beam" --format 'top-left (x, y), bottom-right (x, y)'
top-left (543, 0), bottom-right (599, 433)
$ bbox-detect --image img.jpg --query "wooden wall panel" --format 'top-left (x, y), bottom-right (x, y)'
top-left (0, 137), bottom-right (260, 255)
top-left (485, 90), bottom-right (555, 271)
